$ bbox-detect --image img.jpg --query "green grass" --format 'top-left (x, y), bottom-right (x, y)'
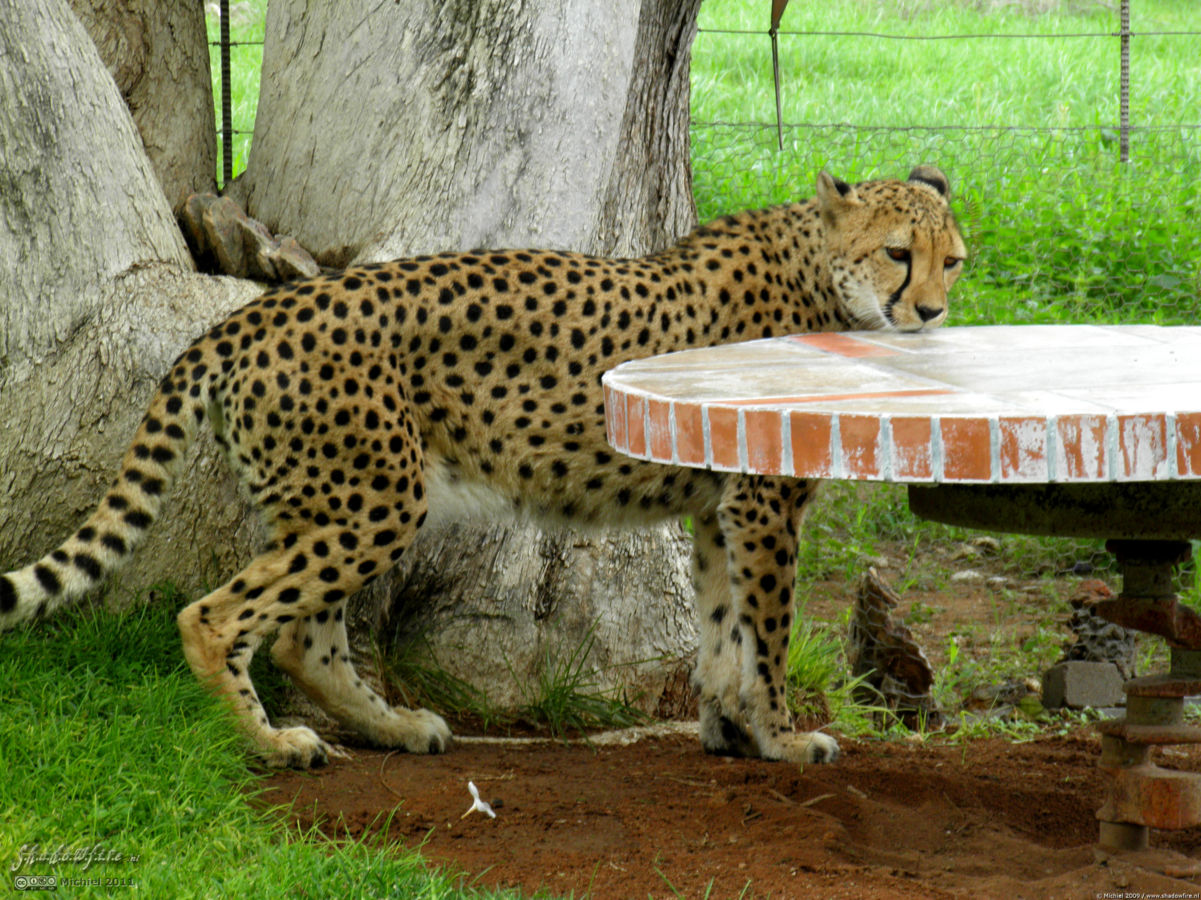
top-left (796, 481), bottom-right (1109, 591)
top-left (692, 0), bottom-right (1201, 326)
top-left (788, 478), bottom-right (1126, 737)
top-left (386, 636), bottom-right (507, 732)
top-left (0, 600), bottom-right (523, 899)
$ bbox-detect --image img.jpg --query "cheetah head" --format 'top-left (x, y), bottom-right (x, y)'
top-left (816, 165), bottom-right (966, 332)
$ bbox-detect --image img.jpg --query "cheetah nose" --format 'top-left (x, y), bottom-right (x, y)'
top-left (916, 304), bottom-right (943, 323)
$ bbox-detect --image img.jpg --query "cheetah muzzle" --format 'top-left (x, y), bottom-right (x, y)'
top-left (1, 167), bottom-right (966, 768)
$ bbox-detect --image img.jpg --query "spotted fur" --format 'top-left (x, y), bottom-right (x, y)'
top-left (0, 168), bottom-right (966, 767)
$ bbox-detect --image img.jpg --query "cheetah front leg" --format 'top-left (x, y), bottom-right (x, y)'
top-left (716, 475), bottom-right (839, 764)
top-left (692, 512), bottom-right (758, 757)
top-left (270, 604), bottom-right (450, 755)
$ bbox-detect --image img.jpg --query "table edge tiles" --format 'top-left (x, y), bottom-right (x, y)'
top-left (601, 326), bottom-right (1201, 484)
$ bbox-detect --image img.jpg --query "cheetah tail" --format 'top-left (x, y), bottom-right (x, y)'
top-left (0, 366), bottom-right (209, 631)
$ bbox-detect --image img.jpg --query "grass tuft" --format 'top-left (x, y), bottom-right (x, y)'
top-left (512, 624), bottom-right (649, 739)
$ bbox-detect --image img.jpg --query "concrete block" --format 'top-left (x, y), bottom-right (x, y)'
top-left (1042, 660), bottom-right (1126, 709)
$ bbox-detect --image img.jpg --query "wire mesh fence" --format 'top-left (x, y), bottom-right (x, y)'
top-left (693, 120), bottom-right (1199, 323)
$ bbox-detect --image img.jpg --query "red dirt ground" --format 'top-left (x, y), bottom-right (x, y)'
top-left (258, 725), bottom-right (1201, 898)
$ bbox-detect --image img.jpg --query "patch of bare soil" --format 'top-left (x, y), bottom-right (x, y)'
top-left (258, 728), bottom-right (1201, 898)
top-left (259, 537), bottom-right (1201, 896)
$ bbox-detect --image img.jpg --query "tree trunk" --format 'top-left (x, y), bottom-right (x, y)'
top-left (0, 0), bottom-right (261, 598)
top-left (67, 0), bottom-right (216, 204)
top-left (230, 0), bottom-right (703, 710)
top-left (232, 0), bottom-right (698, 262)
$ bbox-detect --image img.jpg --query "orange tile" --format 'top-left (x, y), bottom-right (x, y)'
top-left (626, 395), bottom-right (647, 457)
top-left (1118, 413), bottom-right (1167, 479)
top-left (1176, 413), bottom-right (1201, 477)
top-left (999, 416), bottom-right (1047, 481)
top-left (647, 399), bottom-right (673, 462)
top-left (744, 409), bottom-right (784, 474)
top-left (789, 333), bottom-right (898, 358)
top-left (789, 412), bottom-right (833, 478)
top-left (708, 406), bottom-right (740, 470)
top-left (838, 414), bottom-right (880, 479)
top-left (605, 385), bottom-right (626, 452)
top-left (674, 402), bottom-right (705, 466)
top-left (891, 417), bottom-right (932, 481)
top-left (1056, 415), bottom-right (1107, 480)
top-left (940, 417), bottom-right (993, 482)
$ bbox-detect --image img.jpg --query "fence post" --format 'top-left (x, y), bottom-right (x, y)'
top-left (1119, 0), bottom-right (1130, 164)
top-left (220, 0), bottom-right (233, 188)
top-left (770, 0), bottom-right (790, 152)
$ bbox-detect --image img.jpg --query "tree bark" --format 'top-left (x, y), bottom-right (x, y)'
top-left (67, 0), bottom-right (216, 204)
top-left (232, 0), bottom-right (703, 710)
top-left (0, 0), bottom-right (261, 598)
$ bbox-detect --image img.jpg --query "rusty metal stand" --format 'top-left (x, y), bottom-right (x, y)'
top-left (1094, 540), bottom-right (1201, 850)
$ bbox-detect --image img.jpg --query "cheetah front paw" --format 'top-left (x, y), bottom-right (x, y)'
top-left (260, 725), bottom-right (340, 769)
top-left (699, 710), bottom-right (761, 758)
top-left (404, 707), bottom-right (452, 754)
top-left (761, 730), bottom-right (841, 765)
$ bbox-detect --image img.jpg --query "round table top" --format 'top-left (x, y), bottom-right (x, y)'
top-left (601, 325), bottom-right (1201, 484)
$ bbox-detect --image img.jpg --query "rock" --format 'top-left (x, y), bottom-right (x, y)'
top-left (950, 569), bottom-right (986, 584)
top-left (1042, 660), bottom-right (1125, 709)
top-left (848, 568), bottom-right (942, 730)
top-left (1058, 579), bottom-right (1135, 678)
top-left (274, 235), bottom-right (321, 282)
top-left (963, 678), bottom-right (1043, 718)
top-left (176, 192), bottom-right (320, 282)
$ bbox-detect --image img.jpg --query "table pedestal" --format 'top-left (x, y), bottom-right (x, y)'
top-left (910, 486), bottom-right (1201, 851)
top-left (1094, 541), bottom-right (1201, 851)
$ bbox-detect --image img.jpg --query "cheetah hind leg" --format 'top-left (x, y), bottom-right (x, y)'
top-left (177, 537), bottom-right (448, 767)
top-left (177, 571), bottom-right (342, 769)
top-left (270, 603), bottom-right (450, 755)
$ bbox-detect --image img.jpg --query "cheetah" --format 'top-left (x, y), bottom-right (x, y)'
top-left (0, 167), bottom-right (966, 768)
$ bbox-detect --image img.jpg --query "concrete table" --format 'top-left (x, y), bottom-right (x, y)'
top-left (603, 324), bottom-right (1201, 851)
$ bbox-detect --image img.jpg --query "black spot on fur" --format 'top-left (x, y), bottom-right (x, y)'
top-left (100, 533), bottom-right (127, 555)
top-left (73, 553), bottom-right (103, 581)
top-left (124, 510), bottom-right (152, 529)
top-left (33, 566), bottom-right (61, 596)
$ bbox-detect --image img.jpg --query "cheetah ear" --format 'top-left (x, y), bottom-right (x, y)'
top-left (815, 171), bottom-right (861, 226)
top-left (907, 165), bottom-right (951, 200)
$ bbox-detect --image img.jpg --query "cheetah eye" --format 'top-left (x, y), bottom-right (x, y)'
top-left (944, 256), bottom-right (963, 270)
top-left (885, 247), bottom-right (910, 263)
